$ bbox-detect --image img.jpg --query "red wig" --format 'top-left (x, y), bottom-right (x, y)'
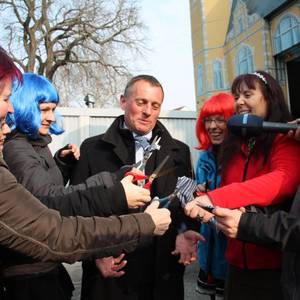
top-left (0, 47), bottom-right (22, 86)
top-left (196, 92), bottom-right (235, 150)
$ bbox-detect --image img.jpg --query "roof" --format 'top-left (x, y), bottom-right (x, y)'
top-left (227, 0), bottom-right (290, 38)
top-left (244, 0), bottom-right (289, 18)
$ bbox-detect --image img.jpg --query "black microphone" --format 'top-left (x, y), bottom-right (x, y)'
top-left (227, 114), bottom-right (298, 137)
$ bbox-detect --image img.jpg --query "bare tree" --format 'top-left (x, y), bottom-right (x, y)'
top-left (0, 0), bottom-right (147, 107)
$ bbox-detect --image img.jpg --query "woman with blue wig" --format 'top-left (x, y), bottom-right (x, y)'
top-left (1, 73), bottom-right (82, 300)
top-left (4, 73), bottom-right (80, 196)
top-left (2, 73), bottom-right (153, 300)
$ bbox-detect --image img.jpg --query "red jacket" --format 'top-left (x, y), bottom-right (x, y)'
top-left (208, 134), bottom-right (300, 269)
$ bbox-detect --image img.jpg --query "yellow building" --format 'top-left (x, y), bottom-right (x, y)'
top-left (190, 0), bottom-right (300, 118)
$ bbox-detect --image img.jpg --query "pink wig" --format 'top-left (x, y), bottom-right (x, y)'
top-left (196, 92), bottom-right (235, 150)
top-left (0, 47), bottom-right (22, 86)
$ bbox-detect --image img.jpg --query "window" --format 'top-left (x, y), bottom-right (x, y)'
top-left (274, 15), bottom-right (300, 54)
top-left (197, 64), bottom-right (204, 96)
top-left (238, 16), bottom-right (244, 34)
top-left (213, 61), bottom-right (224, 90)
top-left (237, 46), bottom-right (254, 75)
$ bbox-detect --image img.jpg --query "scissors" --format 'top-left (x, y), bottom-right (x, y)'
top-left (134, 135), bottom-right (161, 171)
top-left (143, 155), bottom-right (170, 189)
top-left (126, 155), bottom-right (173, 190)
top-left (153, 186), bottom-right (181, 208)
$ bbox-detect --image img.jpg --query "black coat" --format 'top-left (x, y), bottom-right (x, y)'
top-left (237, 186), bottom-right (300, 300)
top-left (71, 115), bottom-right (194, 300)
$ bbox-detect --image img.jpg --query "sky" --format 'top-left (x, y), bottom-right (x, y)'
top-left (134, 0), bottom-right (196, 111)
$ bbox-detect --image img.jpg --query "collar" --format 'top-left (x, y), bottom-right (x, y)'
top-left (122, 120), bottom-right (153, 141)
top-left (101, 115), bottom-right (179, 152)
top-left (6, 130), bottom-right (52, 147)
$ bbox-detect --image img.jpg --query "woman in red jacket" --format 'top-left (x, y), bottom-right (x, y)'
top-left (185, 70), bottom-right (300, 300)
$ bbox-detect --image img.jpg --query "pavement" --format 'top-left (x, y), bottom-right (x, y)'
top-left (184, 263), bottom-right (215, 300)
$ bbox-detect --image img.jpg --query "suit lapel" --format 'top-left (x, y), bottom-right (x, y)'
top-left (101, 116), bottom-right (135, 165)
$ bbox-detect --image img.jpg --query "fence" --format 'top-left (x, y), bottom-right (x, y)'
top-left (51, 107), bottom-right (199, 166)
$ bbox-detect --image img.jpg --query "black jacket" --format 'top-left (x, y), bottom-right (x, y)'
top-left (71, 115), bottom-right (194, 300)
top-left (237, 186), bottom-right (300, 300)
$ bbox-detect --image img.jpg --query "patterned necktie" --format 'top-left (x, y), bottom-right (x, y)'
top-left (135, 135), bottom-right (150, 151)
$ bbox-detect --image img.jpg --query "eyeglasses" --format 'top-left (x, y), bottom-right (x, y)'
top-left (203, 118), bottom-right (226, 126)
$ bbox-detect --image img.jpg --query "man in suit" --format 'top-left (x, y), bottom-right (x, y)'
top-left (71, 75), bottom-right (199, 300)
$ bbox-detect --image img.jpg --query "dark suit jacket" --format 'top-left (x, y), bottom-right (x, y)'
top-left (71, 115), bottom-right (194, 300)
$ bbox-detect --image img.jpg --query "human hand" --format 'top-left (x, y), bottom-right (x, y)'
top-left (95, 254), bottom-right (127, 278)
top-left (171, 230), bottom-right (205, 265)
top-left (213, 206), bottom-right (243, 238)
top-left (59, 143), bottom-right (80, 160)
top-left (288, 119), bottom-right (300, 141)
top-left (121, 175), bottom-right (151, 208)
top-left (184, 195), bottom-right (214, 221)
top-left (196, 183), bottom-right (207, 193)
top-left (145, 200), bottom-right (171, 235)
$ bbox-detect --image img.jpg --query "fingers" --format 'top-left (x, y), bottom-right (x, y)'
top-left (147, 200), bottom-right (159, 210)
top-left (171, 248), bottom-right (197, 266)
top-left (59, 143), bottom-right (80, 159)
top-left (238, 207), bottom-right (246, 213)
top-left (185, 199), bottom-right (206, 219)
top-left (185, 230), bottom-right (205, 242)
top-left (121, 178), bottom-right (151, 208)
top-left (130, 168), bottom-right (144, 176)
top-left (95, 255), bottom-right (127, 278)
top-left (213, 207), bottom-right (242, 239)
top-left (196, 184), bottom-right (207, 192)
top-left (185, 203), bottom-right (208, 220)
top-left (111, 260), bottom-right (127, 273)
top-left (145, 203), bottom-right (171, 236)
top-left (180, 252), bottom-right (197, 265)
top-left (69, 143), bottom-right (80, 160)
top-left (122, 175), bottom-right (133, 183)
top-left (184, 202), bottom-right (200, 219)
top-left (212, 206), bottom-right (228, 217)
top-left (216, 222), bottom-right (236, 238)
top-left (114, 253), bottom-right (125, 264)
top-left (179, 254), bottom-right (194, 265)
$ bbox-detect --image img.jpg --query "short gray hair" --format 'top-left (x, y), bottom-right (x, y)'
top-left (123, 75), bottom-right (164, 98)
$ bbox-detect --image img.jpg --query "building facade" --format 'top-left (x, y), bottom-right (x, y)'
top-left (190, 0), bottom-right (300, 118)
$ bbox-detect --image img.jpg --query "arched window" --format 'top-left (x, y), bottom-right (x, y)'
top-left (197, 64), bottom-right (204, 96)
top-left (213, 61), bottom-right (224, 90)
top-left (274, 15), bottom-right (300, 54)
top-left (237, 46), bottom-right (254, 75)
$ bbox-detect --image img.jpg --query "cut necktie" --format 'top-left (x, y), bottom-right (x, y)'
top-left (135, 135), bottom-right (150, 151)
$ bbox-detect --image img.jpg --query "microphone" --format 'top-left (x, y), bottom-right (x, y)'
top-left (227, 114), bottom-right (298, 137)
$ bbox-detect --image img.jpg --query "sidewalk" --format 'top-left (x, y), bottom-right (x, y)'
top-left (185, 263), bottom-right (215, 300)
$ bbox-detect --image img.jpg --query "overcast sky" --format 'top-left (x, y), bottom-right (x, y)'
top-left (134, 0), bottom-right (196, 111)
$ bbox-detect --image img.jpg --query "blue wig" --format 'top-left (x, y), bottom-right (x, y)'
top-left (9, 73), bottom-right (64, 139)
